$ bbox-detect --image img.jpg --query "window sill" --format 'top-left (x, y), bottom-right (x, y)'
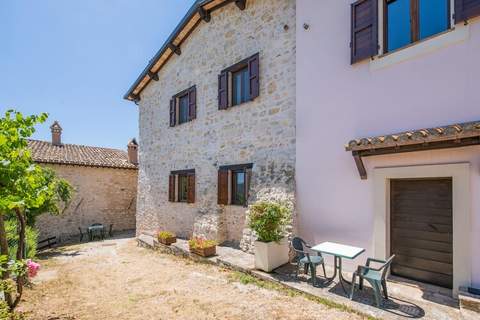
top-left (370, 25), bottom-right (470, 71)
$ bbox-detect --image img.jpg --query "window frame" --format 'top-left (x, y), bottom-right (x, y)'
top-left (383, 0), bottom-right (451, 54)
top-left (218, 163), bottom-right (253, 207)
top-left (169, 169), bottom-right (195, 203)
top-left (219, 53), bottom-right (259, 109)
top-left (177, 174), bottom-right (189, 202)
top-left (231, 169), bottom-right (246, 206)
top-left (170, 85), bottom-right (196, 127)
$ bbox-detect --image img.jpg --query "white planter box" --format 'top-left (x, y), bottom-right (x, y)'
top-left (254, 239), bottom-right (289, 272)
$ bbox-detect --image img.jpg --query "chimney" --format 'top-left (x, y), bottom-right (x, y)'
top-left (50, 121), bottom-right (63, 146)
top-left (127, 138), bottom-right (138, 165)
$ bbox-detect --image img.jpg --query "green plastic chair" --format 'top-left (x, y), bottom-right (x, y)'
top-left (350, 255), bottom-right (395, 307)
top-left (291, 237), bottom-right (326, 287)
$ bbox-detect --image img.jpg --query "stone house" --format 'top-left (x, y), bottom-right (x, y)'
top-left (29, 121), bottom-right (138, 241)
top-left (124, 0), bottom-right (296, 250)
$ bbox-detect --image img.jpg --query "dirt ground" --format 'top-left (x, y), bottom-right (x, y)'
top-left (19, 236), bottom-right (364, 320)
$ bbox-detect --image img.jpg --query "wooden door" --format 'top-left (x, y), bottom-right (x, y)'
top-left (390, 178), bottom-right (453, 288)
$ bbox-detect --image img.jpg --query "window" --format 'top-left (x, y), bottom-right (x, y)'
top-left (218, 53), bottom-right (259, 110)
top-left (218, 164), bottom-right (252, 206)
top-left (385, 0), bottom-right (450, 53)
top-left (232, 170), bottom-right (246, 205)
top-left (168, 170), bottom-right (195, 203)
top-left (178, 94), bottom-right (189, 124)
top-left (178, 174), bottom-right (189, 202)
top-left (170, 86), bottom-right (196, 127)
top-left (232, 67), bottom-right (250, 106)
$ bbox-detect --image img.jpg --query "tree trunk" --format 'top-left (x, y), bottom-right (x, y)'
top-left (12, 208), bottom-right (26, 309)
top-left (0, 213), bottom-right (14, 308)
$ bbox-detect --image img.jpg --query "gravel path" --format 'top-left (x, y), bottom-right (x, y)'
top-left (19, 237), bottom-right (365, 320)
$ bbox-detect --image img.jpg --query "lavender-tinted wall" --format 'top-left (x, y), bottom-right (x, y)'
top-left (296, 0), bottom-right (480, 286)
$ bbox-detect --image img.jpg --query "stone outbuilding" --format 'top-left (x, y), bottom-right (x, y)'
top-left (29, 121), bottom-right (138, 242)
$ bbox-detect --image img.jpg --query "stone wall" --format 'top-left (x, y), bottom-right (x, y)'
top-left (35, 164), bottom-right (137, 242)
top-left (137, 0), bottom-right (296, 250)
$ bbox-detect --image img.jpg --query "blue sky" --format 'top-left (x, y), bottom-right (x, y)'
top-left (0, 0), bottom-right (194, 149)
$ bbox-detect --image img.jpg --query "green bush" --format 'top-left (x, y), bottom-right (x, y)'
top-left (247, 201), bottom-right (290, 243)
top-left (6, 220), bottom-right (38, 260)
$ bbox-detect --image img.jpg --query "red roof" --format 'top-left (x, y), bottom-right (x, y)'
top-left (28, 140), bottom-right (137, 170)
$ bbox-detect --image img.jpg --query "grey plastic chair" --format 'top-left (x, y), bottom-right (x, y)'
top-left (291, 237), bottom-right (326, 286)
top-left (350, 255), bottom-right (395, 307)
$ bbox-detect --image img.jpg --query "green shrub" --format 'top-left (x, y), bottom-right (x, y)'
top-left (6, 220), bottom-right (38, 260)
top-left (247, 201), bottom-right (290, 243)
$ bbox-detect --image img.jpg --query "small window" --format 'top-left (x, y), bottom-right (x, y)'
top-left (218, 164), bottom-right (252, 206)
top-left (178, 94), bottom-right (189, 125)
top-left (232, 67), bottom-right (250, 106)
top-left (218, 53), bottom-right (259, 110)
top-left (169, 170), bottom-right (195, 203)
top-left (385, 0), bottom-right (450, 53)
top-left (178, 174), bottom-right (189, 202)
top-left (170, 86), bottom-right (196, 127)
top-left (232, 170), bottom-right (246, 205)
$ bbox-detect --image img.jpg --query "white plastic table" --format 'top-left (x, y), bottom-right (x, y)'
top-left (311, 242), bottom-right (365, 293)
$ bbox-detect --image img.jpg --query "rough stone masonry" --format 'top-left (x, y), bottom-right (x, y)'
top-left (136, 0), bottom-right (296, 251)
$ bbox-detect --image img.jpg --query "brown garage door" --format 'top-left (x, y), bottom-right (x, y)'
top-left (390, 178), bottom-right (453, 289)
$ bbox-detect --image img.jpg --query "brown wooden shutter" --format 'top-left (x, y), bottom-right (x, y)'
top-left (350, 0), bottom-right (378, 64)
top-left (244, 168), bottom-right (252, 207)
top-left (455, 0), bottom-right (480, 23)
top-left (168, 174), bottom-right (175, 202)
top-left (218, 170), bottom-right (229, 205)
top-left (187, 173), bottom-right (195, 203)
top-left (188, 86), bottom-right (196, 120)
top-left (169, 99), bottom-right (176, 127)
top-left (248, 53), bottom-right (260, 100)
top-left (218, 72), bottom-right (228, 110)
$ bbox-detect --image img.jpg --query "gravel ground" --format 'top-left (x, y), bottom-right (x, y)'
top-left (19, 236), bottom-right (365, 320)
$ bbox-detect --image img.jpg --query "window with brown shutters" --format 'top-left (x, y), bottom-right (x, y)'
top-left (169, 170), bottom-right (195, 203)
top-left (350, 0), bottom-right (378, 64)
top-left (217, 164), bottom-right (253, 207)
top-left (169, 86), bottom-right (197, 127)
top-left (455, 0), bottom-right (480, 23)
top-left (218, 53), bottom-right (260, 110)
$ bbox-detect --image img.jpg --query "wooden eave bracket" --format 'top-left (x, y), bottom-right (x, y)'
top-left (352, 151), bottom-right (367, 180)
top-left (235, 0), bottom-right (246, 10)
top-left (131, 94), bottom-right (141, 104)
top-left (168, 43), bottom-right (181, 56)
top-left (147, 71), bottom-right (159, 81)
top-left (198, 7), bottom-right (211, 22)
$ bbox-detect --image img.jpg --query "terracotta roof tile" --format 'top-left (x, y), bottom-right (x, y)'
top-left (345, 121), bottom-right (480, 152)
top-left (28, 140), bottom-right (137, 170)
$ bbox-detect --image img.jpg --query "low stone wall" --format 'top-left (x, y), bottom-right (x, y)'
top-left (35, 164), bottom-right (137, 242)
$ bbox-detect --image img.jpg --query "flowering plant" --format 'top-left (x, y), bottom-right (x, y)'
top-left (26, 260), bottom-right (40, 278)
top-left (188, 237), bottom-right (217, 249)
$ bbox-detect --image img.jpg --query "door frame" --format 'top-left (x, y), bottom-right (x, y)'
top-left (373, 163), bottom-right (471, 296)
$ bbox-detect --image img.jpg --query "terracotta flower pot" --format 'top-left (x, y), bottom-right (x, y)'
top-left (189, 245), bottom-right (216, 257)
top-left (158, 236), bottom-right (176, 245)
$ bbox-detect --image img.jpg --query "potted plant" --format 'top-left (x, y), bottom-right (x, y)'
top-left (188, 237), bottom-right (217, 257)
top-left (248, 200), bottom-right (291, 272)
top-left (157, 231), bottom-right (176, 245)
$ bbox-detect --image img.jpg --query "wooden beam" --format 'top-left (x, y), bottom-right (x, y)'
top-left (198, 7), bottom-right (211, 22)
top-left (147, 71), bottom-right (159, 81)
top-left (131, 94), bottom-right (141, 104)
top-left (235, 0), bottom-right (246, 10)
top-left (352, 151), bottom-right (367, 180)
top-left (168, 43), bottom-right (181, 56)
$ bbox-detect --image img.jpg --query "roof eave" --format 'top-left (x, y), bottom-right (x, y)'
top-left (123, 0), bottom-right (217, 101)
